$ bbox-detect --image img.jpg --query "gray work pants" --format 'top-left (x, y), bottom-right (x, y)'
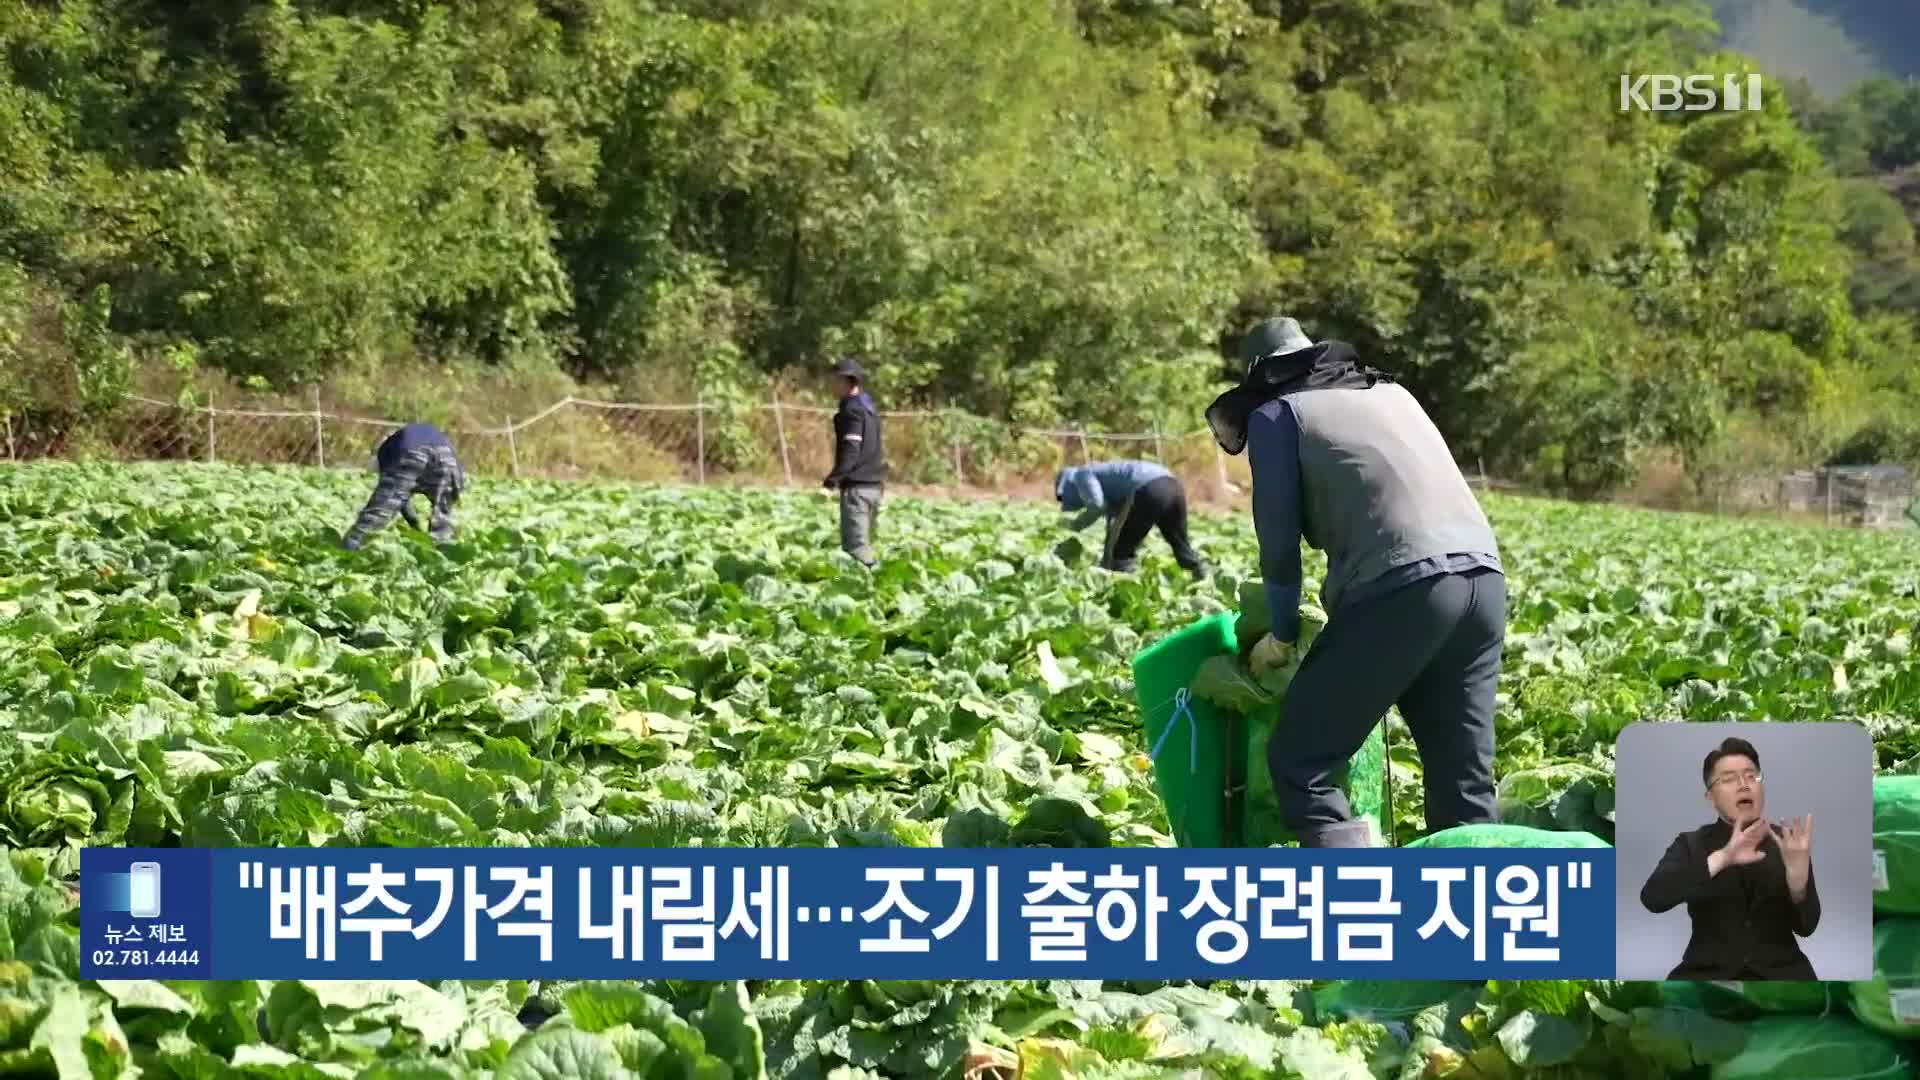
top-left (839, 484), bottom-right (881, 567)
top-left (1267, 568), bottom-right (1506, 847)
top-left (342, 445), bottom-right (465, 549)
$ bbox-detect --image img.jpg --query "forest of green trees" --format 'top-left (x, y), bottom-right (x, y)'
top-left (4, 0), bottom-right (1920, 496)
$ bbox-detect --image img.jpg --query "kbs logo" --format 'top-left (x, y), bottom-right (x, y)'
top-left (1619, 74), bottom-right (1764, 113)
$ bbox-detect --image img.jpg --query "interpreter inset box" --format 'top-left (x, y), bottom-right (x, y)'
top-left (1614, 721), bottom-right (1873, 981)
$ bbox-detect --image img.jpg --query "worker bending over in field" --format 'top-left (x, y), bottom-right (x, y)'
top-left (1211, 317), bottom-right (1504, 848)
top-left (821, 356), bottom-right (887, 568)
top-left (340, 422), bottom-right (467, 550)
top-left (1055, 460), bottom-right (1209, 579)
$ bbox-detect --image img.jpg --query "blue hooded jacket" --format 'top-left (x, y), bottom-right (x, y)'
top-left (1055, 460), bottom-right (1173, 532)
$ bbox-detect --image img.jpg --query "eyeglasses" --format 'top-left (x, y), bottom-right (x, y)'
top-left (1709, 769), bottom-right (1763, 789)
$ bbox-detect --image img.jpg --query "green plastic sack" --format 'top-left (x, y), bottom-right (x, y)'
top-left (1256, 705), bottom-right (1383, 847)
top-left (1871, 775), bottom-right (1920, 915)
top-left (1848, 917), bottom-right (1920, 1039)
top-left (1234, 703), bottom-right (1386, 848)
top-left (1404, 823), bottom-right (1611, 849)
top-left (1133, 613), bottom-right (1240, 847)
top-left (1709, 1014), bottom-right (1913, 1080)
top-left (1190, 584), bottom-right (1386, 847)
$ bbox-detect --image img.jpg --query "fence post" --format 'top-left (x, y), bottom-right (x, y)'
top-left (950, 413), bottom-right (964, 487)
top-left (312, 386), bottom-right (325, 468)
top-left (1152, 423), bottom-right (1164, 464)
top-left (696, 397), bottom-right (707, 485)
top-left (506, 418), bottom-right (520, 476)
top-left (771, 389), bottom-right (793, 486)
top-left (4, 412), bottom-right (12, 462)
top-left (206, 393), bottom-right (216, 464)
top-left (567, 401), bottom-right (578, 473)
top-left (1826, 470), bottom-right (1834, 525)
top-left (1075, 425), bottom-right (1090, 465)
top-left (1214, 439), bottom-right (1230, 493)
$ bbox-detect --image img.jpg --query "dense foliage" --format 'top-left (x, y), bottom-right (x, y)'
top-left (3, 462), bottom-right (1919, 1075)
top-left (4, 1), bottom-right (1920, 495)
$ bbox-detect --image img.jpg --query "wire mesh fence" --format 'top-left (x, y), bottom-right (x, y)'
top-left (4, 392), bottom-right (1257, 502)
top-left (15, 389), bottom-right (1899, 525)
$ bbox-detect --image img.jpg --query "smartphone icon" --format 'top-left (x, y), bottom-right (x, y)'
top-left (128, 862), bottom-right (162, 919)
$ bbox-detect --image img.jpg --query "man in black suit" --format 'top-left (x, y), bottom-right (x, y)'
top-left (1639, 737), bottom-right (1819, 980)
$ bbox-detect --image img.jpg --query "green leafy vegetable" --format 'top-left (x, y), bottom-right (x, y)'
top-left (1, 461), bottom-right (1918, 1077)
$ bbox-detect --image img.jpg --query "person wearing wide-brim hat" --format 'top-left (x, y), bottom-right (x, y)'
top-left (821, 355), bottom-right (887, 568)
top-left (1208, 316), bottom-right (1506, 848)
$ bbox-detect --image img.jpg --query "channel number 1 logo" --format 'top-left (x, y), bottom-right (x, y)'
top-left (1619, 74), bottom-right (1764, 113)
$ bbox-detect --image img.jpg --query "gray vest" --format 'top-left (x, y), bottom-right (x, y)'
top-left (1282, 383), bottom-right (1499, 612)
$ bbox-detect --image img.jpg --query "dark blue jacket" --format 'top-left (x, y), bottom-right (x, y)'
top-left (377, 423), bottom-right (453, 471)
top-left (824, 393), bottom-right (887, 487)
top-left (1055, 461), bottom-right (1174, 532)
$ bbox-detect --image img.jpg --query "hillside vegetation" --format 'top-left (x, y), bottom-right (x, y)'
top-left (3, 1), bottom-right (1920, 497)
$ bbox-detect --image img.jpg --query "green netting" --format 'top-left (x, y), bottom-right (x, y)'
top-left (1403, 823), bottom-right (1611, 849)
top-left (1847, 917), bottom-right (1920, 1039)
top-left (1133, 583), bottom-right (1387, 848)
top-left (1227, 582), bottom-right (1385, 847)
top-left (1242, 697), bottom-right (1386, 849)
top-left (1870, 775), bottom-right (1920, 915)
top-left (1708, 1014), bottom-right (1914, 1080)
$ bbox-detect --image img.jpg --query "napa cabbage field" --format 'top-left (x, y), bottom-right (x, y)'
top-left (2, 461), bottom-right (1919, 1079)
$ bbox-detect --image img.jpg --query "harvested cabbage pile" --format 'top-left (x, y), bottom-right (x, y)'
top-left (1406, 823), bottom-right (1610, 849)
top-left (1871, 775), bottom-right (1920, 915)
top-left (1848, 917), bottom-right (1920, 1039)
top-left (1187, 581), bottom-right (1327, 713)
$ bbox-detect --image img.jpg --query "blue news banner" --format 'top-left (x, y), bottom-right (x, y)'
top-left (80, 847), bottom-right (1616, 982)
